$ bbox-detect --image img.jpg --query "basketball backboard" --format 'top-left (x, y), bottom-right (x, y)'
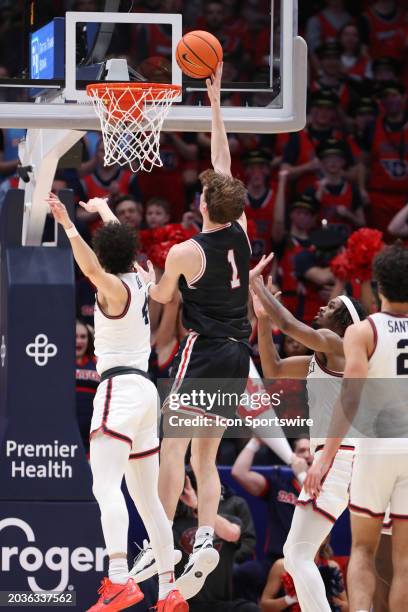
top-left (0, 0), bottom-right (307, 134)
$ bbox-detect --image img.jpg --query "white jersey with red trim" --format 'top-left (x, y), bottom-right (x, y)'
top-left (307, 353), bottom-right (355, 453)
top-left (356, 311), bottom-right (408, 454)
top-left (94, 271), bottom-right (151, 375)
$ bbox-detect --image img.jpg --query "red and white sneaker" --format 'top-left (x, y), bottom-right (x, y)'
top-left (153, 589), bottom-right (188, 611)
top-left (87, 577), bottom-right (144, 611)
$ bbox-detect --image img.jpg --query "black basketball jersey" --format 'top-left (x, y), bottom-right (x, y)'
top-left (179, 221), bottom-right (252, 339)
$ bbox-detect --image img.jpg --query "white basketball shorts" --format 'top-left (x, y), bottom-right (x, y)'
top-left (90, 373), bottom-right (159, 458)
top-left (297, 447), bottom-right (355, 523)
top-left (349, 453), bottom-right (408, 520)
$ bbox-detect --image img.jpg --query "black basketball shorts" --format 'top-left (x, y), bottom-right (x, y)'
top-left (161, 332), bottom-right (251, 422)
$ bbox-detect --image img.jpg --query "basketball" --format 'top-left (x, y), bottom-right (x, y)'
top-left (176, 31), bottom-right (223, 80)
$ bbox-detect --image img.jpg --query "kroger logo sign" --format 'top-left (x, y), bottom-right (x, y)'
top-left (0, 518), bottom-right (107, 591)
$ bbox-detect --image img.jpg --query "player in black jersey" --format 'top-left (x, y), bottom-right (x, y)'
top-left (134, 63), bottom-right (272, 599)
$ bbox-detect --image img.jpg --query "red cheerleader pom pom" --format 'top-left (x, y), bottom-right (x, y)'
top-left (145, 223), bottom-right (193, 270)
top-left (282, 572), bottom-right (296, 597)
top-left (148, 240), bottom-right (178, 270)
top-left (330, 249), bottom-right (352, 281)
top-left (346, 228), bottom-right (385, 282)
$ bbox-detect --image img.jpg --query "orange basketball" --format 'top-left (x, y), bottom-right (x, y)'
top-left (176, 30), bottom-right (223, 79)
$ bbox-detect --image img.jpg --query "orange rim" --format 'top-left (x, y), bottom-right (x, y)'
top-left (86, 82), bottom-right (181, 118)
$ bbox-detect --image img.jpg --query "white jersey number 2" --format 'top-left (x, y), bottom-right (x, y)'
top-left (228, 249), bottom-right (241, 289)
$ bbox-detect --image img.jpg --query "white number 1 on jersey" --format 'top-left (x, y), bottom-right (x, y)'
top-left (228, 249), bottom-right (241, 289)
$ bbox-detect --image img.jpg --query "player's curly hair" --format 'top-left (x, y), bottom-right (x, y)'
top-left (200, 169), bottom-right (247, 224)
top-left (92, 222), bottom-right (138, 275)
top-left (332, 297), bottom-right (367, 336)
top-left (373, 243), bottom-right (408, 303)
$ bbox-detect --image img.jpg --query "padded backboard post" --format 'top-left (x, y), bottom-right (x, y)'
top-left (19, 129), bottom-right (85, 246)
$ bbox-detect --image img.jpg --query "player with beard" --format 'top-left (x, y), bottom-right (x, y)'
top-left (250, 274), bottom-right (365, 612)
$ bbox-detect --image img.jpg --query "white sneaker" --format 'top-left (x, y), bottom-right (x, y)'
top-left (129, 539), bottom-right (182, 583)
top-left (176, 543), bottom-right (220, 600)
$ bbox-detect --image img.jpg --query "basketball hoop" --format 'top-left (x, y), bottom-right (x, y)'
top-left (86, 82), bottom-right (181, 172)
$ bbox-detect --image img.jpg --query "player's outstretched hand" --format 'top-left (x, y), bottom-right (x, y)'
top-left (46, 192), bottom-right (72, 229)
top-left (78, 197), bottom-right (109, 214)
top-left (249, 252), bottom-right (274, 282)
top-left (135, 260), bottom-right (156, 285)
top-left (304, 458), bottom-right (329, 498)
top-left (206, 62), bottom-right (222, 106)
top-left (250, 276), bottom-right (279, 319)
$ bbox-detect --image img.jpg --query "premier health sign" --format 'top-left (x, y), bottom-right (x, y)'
top-left (30, 18), bottom-right (65, 80)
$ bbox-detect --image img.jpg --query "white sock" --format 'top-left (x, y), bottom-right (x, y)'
top-left (109, 557), bottom-right (128, 584)
top-left (159, 571), bottom-right (175, 599)
top-left (194, 526), bottom-right (214, 550)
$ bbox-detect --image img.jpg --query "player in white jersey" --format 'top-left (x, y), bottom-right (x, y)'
top-left (48, 194), bottom-right (187, 612)
top-left (251, 275), bottom-right (365, 611)
top-left (305, 243), bottom-right (408, 611)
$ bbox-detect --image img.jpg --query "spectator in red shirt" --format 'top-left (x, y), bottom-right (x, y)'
top-left (311, 42), bottom-right (352, 111)
top-left (243, 150), bottom-right (277, 263)
top-left (338, 22), bottom-right (371, 83)
top-left (282, 90), bottom-right (344, 195)
top-left (359, 0), bottom-right (406, 60)
top-left (313, 138), bottom-right (365, 229)
top-left (305, 0), bottom-right (352, 72)
top-left (360, 81), bottom-right (408, 233)
top-left (293, 224), bottom-right (349, 324)
top-left (347, 96), bottom-right (378, 159)
top-left (273, 171), bottom-right (319, 321)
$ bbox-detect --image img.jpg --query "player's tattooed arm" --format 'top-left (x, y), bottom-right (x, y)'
top-left (251, 276), bottom-right (344, 356)
top-left (78, 197), bottom-right (120, 224)
top-left (47, 192), bottom-right (127, 309)
top-left (251, 278), bottom-right (311, 378)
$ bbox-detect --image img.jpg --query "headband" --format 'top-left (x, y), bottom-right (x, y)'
top-left (339, 295), bottom-right (361, 325)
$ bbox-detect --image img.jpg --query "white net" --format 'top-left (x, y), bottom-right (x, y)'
top-left (86, 83), bottom-right (181, 173)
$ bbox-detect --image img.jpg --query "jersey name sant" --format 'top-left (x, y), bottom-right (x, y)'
top-left (179, 221), bottom-right (252, 340)
top-left (357, 312), bottom-right (408, 454)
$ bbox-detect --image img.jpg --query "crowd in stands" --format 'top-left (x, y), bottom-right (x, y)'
top-left (1, 1), bottom-right (406, 609)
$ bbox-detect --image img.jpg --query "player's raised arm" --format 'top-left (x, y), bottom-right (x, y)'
top-left (251, 275), bottom-right (344, 356)
top-left (47, 193), bottom-right (127, 305)
top-left (206, 63), bottom-right (231, 177)
top-left (251, 278), bottom-right (311, 378)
